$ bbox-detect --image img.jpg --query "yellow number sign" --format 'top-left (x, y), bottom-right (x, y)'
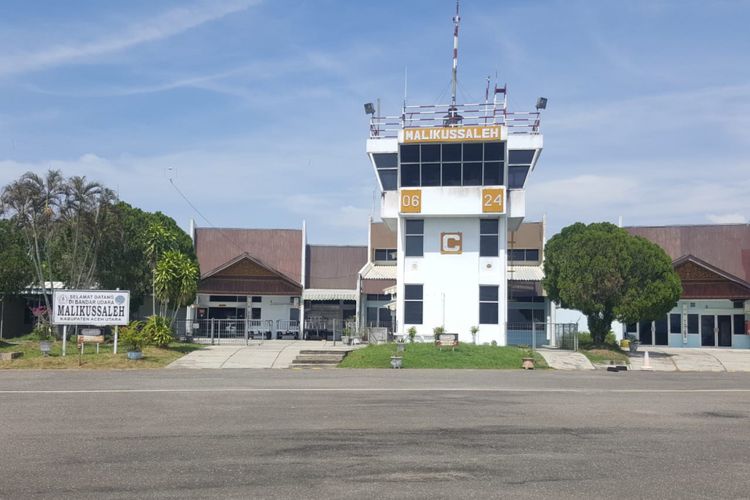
top-left (400, 189), bottom-right (422, 213)
top-left (482, 188), bottom-right (505, 213)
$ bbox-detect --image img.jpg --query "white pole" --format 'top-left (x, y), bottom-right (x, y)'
top-left (114, 325), bottom-right (119, 354)
top-left (62, 325), bottom-right (67, 356)
top-left (114, 287), bottom-right (120, 354)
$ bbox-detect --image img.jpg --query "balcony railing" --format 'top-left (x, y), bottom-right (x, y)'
top-left (369, 102), bottom-right (541, 139)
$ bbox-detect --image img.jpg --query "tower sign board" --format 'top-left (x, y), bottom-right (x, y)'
top-left (52, 290), bottom-right (130, 326)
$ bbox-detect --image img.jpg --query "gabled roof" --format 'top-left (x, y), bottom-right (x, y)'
top-left (626, 224), bottom-right (750, 283)
top-left (673, 254), bottom-right (750, 291)
top-left (195, 227), bottom-right (302, 285)
top-left (201, 252), bottom-right (303, 290)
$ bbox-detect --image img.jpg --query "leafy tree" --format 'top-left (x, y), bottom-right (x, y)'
top-left (543, 222), bottom-right (682, 345)
top-left (95, 202), bottom-right (196, 314)
top-left (0, 220), bottom-right (34, 339)
top-left (154, 249), bottom-right (199, 323)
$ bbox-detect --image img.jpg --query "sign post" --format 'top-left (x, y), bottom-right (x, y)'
top-left (51, 290), bottom-right (130, 356)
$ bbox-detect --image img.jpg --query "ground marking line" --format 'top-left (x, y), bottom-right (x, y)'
top-left (1, 388), bottom-right (749, 395)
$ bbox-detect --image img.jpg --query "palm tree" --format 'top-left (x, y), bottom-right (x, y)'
top-left (154, 250), bottom-right (198, 324)
top-left (144, 222), bottom-right (177, 314)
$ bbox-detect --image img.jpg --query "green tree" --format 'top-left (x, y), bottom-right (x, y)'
top-left (95, 202), bottom-right (195, 314)
top-left (0, 220), bottom-right (34, 339)
top-left (543, 222), bottom-right (682, 345)
top-left (153, 250), bottom-right (199, 323)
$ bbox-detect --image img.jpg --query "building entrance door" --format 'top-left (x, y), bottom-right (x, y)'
top-left (701, 315), bottom-right (715, 347)
top-left (718, 315), bottom-right (732, 347)
top-left (638, 320), bottom-right (653, 345)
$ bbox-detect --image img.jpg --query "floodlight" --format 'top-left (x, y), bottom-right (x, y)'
top-left (364, 102), bottom-right (376, 115)
top-left (535, 97), bottom-right (548, 110)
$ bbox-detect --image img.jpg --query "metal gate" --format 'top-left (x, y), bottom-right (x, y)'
top-left (506, 322), bottom-right (578, 350)
top-left (174, 319), bottom-right (300, 344)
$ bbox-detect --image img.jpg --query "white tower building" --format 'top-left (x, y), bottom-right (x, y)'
top-left (364, 4), bottom-right (545, 345)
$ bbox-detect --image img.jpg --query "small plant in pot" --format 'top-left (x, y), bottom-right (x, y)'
top-left (32, 321), bottom-right (54, 356)
top-left (407, 326), bottom-right (417, 344)
top-left (470, 326), bottom-right (479, 345)
top-left (120, 320), bottom-right (147, 360)
top-left (626, 334), bottom-right (640, 353)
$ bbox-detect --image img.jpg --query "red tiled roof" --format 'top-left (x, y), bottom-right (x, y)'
top-left (195, 228), bottom-right (303, 284)
top-left (626, 224), bottom-right (750, 282)
top-left (305, 245), bottom-right (367, 290)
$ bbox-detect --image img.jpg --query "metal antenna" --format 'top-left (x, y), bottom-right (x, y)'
top-left (443, 0), bottom-right (462, 126)
top-left (450, 0), bottom-right (460, 107)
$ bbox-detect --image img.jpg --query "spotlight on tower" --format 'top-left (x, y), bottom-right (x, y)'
top-left (535, 97), bottom-right (548, 110)
top-left (364, 102), bottom-right (376, 115)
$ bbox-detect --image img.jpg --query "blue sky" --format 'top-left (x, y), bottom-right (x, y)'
top-left (1, 0), bottom-right (748, 244)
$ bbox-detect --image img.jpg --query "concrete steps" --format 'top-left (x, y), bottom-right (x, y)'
top-left (291, 349), bottom-right (350, 368)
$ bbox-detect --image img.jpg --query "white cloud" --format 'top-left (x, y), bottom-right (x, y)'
top-left (707, 213), bottom-right (748, 224)
top-left (0, 0), bottom-right (258, 77)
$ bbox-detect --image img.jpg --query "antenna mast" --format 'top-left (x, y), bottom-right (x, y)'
top-left (450, 0), bottom-right (461, 107)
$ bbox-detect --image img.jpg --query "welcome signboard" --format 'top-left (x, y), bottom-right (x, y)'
top-left (52, 290), bottom-right (130, 326)
top-left (401, 125), bottom-right (504, 143)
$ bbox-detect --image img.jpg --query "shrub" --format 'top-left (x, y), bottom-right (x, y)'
top-left (578, 331), bottom-right (617, 348)
top-left (31, 321), bottom-right (54, 341)
top-left (120, 321), bottom-right (147, 352)
top-left (143, 315), bottom-right (173, 347)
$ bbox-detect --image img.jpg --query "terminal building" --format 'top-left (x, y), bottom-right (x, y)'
top-left (624, 224), bottom-right (750, 349)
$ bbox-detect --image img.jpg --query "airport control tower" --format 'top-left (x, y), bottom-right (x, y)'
top-left (364, 2), bottom-right (546, 344)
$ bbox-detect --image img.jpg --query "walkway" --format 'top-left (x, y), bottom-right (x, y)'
top-left (166, 341), bottom-right (358, 369)
top-left (629, 347), bottom-right (750, 372)
top-left (536, 348), bottom-right (595, 370)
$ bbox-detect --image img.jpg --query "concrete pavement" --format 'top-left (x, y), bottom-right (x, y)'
top-left (536, 347), bottom-right (595, 370)
top-left (166, 340), bottom-right (358, 369)
top-left (629, 347), bottom-right (750, 372)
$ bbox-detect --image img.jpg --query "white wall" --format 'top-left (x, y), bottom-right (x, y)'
top-left (397, 216), bottom-right (507, 344)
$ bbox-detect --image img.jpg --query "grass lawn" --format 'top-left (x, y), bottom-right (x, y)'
top-left (581, 347), bottom-right (630, 365)
top-left (339, 342), bottom-right (548, 369)
top-left (0, 335), bottom-right (202, 369)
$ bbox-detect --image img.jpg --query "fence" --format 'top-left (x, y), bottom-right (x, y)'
top-left (506, 322), bottom-right (578, 350)
top-left (174, 319), bottom-right (301, 344)
top-left (302, 318), bottom-right (356, 341)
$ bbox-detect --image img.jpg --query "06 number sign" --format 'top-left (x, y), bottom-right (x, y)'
top-left (400, 189), bottom-right (422, 213)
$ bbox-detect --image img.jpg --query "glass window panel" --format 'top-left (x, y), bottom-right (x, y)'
top-left (421, 163), bottom-right (440, 186)
top-left (251, 308), bottom-right (261, 319)
top-left (509, 249), bottom-right (525, 261)
top-left (373, 153), bottom-right (398, 168)
top-left (462, 162), bottom-right (482, 186)
top-left (480, 219), bottom-right (498, 234)
top-left (508, 165), bottom-right (530, 189)
top-left (404, 284), bottom-right (423, 300)
top-left (400, 144), bottom-right (419, 163)
top-left (479, 285), bottom-right (499, 302)
top-left (441, 143), bottom-right (461, 162)
top-left (734, 314), bottom-right (744, 335)
top-left (483, 162), bottom-right (503, 185)
top-left (688, 314), bottom-right (699, 333)
top-left (251, 296), bottom-right (261, 303)
top-left (509, 150), bottom-right (535, 164)
top-left (404, 301), bottom-right (423, 324)
top-left (484, 142), bottom-right (503, 161)
top-left (378, 169), bottom-right (397, 191)
top-left (401, 164), bottom-right (420, 187)
top-left (479, 302), bottom-right (498, 324)
top-left (533, 309), bottom-right (545, 323)
top-left (374, 249), bottom-right (388, 260)
top-left (420, 144), bottom-right (440, 162)
top-left (654, 317), bottom-right (668, 335)
top-left (526, 249), bottom-right (540, 261)
top-left (405, 219), bottom-right (424, 234)
top-left (367, 307), bottom-right (378, 322)
top-left (405, 235), bottom-right (423, 257)
top-left (442, 163), bottom-right (461, 186)
top-left (670, 314), bottom-right (681, 333)
top-left (626, 323), bottom-right (638, 333)
top-left (480, 235), bottom-right (498, 257)
top-left (463, 143), bottom-right (483, 161)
